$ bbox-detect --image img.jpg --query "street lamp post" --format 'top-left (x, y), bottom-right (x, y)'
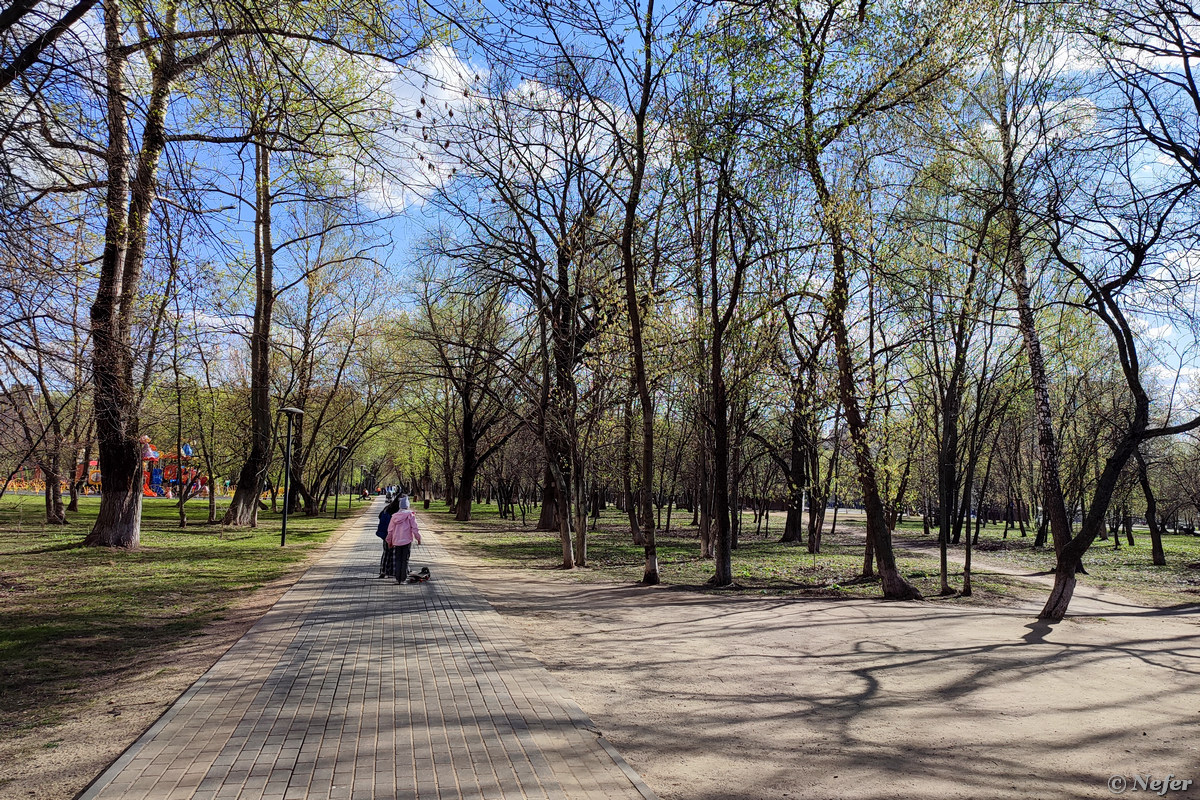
top-left (332, 445), bottom-right (348, 519)
top-left (279, 407), bottom-right (304, 546)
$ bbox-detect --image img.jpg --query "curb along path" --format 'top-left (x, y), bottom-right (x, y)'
top-left (80, 505), bottom-right (656, 800)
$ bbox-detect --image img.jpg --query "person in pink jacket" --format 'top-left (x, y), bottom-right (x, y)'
top-left (385, 495), bottom-right (422, 583)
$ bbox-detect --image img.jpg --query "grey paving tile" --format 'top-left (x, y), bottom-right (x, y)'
top-left (80, 504), bottom-right (654, 800)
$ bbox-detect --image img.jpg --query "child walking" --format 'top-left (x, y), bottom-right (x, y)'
top-left (385, 495), bottom-right (422, 583)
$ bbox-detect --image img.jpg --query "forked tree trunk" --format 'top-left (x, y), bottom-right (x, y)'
top-left (1040, 432), bottom-right (1142, 618)
top-left (1040, 551), bottom-right (1080, 620)
top-left (86, 2), bottom-right (174, 547)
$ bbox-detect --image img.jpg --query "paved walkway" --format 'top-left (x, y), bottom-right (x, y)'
top-left (80, 506), bottom-right (655, 800)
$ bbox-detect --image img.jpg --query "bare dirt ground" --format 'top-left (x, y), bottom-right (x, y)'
top-left (433, 519), bottom-right (1200, 800)
top-left (0, 520), bottom-right (356, 800)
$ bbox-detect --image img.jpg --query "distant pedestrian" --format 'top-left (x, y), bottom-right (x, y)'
top-left (376, 496), bottom-right (401, 579)
top-left (386, 495), bottom-right (422, 584)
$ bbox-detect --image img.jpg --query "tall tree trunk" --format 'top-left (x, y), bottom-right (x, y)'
top-left (223, 141), bottom-right (276, 527)
top-left (618, 21), bottom-right (659, 586)
top-left (43, 457), bottom-right (65, 524)
top-left (962, 506), bottom-right (974, 597)
top-left (800, 117), bottom-right (918, 599)
top-left (1011, 203), bottom-right (1097, 619)
top-left (1005, 175), bottom-right (1071, 562)
top-left (938, 393), bottom-right (959, 592)
top-left (780, 399), bottom-right (806, 543)
top-left (1136, 450), bottom-right (1166, 566)
top-left (86, 4), bottom-right (174, 547)
top-left (537, 465), bottom-right (559, 531)
top-left (729, 415), bottom-right (743, 552)
top-left (711, 372), bottom-right (734, 586)
top-left (622, 395), bottom-right (642, 543)
top-left (824, 223), bottom-right (919, 600)
top-left (697, 393), bottom-right (715, 558)
top-left (549, 461), bottom-right (574, 569)
top-left (572, 465), bottom-right (587, 568)
top-left (454, 408), bottom-right (477, 522)
top-left (809, 405), bottom-right (839, 554)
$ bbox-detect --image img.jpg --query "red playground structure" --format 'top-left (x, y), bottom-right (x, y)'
top-left (139, 437), bottom-right (203, 498)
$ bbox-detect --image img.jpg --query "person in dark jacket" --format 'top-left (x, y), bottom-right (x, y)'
top-left (376, 496), bottom-right (401, 578)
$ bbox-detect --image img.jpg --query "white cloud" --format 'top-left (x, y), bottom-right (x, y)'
top-left (1146, 323), bottom-right (1176, 341)
top-left (352, 42), bottom-right (661, 216)
top-left (351, 43), bottom-right (487, 213)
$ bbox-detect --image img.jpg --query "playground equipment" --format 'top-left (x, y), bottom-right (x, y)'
top-left (139, 438), bottom-right (208, 498)
top-left (141, 436), bottom-right (162, 496)
top-left (84, 461), bottom-right (101, 487)
top-left (162, 444), bottom-right (205, 498)
top-left (4, 443), bottom-right (219, 498)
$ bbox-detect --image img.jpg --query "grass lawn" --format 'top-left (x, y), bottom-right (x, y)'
top-left (890, 519), bottom-right (1200, 607)
top-left (0, 493), bottom-right (363, 740)
top-left (429, 501), bottom-right (1041, 603)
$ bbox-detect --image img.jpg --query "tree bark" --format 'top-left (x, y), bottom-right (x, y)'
top-left (454, 408), bottom-right (478, 522)
top-left (223, 141), bottom-right (276, 527)
top-left (1008, 215), bottom-right (1072, 559)
top-left (617, 12), bottom-right (659, 586)
top-left (68, 423), bottom-right (91, 513)
top-left (781, 392), bottom-right (806, 545)
top-left (711, 366), bottom-right (734, 586)
top-left (1136, 450), bottom-right (1166, 566)
top-left (820, 205), bottom-right (919, 599)
top-left (537, 465), bottom-right (559, 531)
top-left (549, 460), bottom-right (574, 569)
top-left (43, 458), bottom-right (65, 524)
top-left (809, 405), bottom-right (839, 554)
top-left (622, 394), bottom-right (642, 543)
top-left (85, 2), bottom-right (175, 547)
